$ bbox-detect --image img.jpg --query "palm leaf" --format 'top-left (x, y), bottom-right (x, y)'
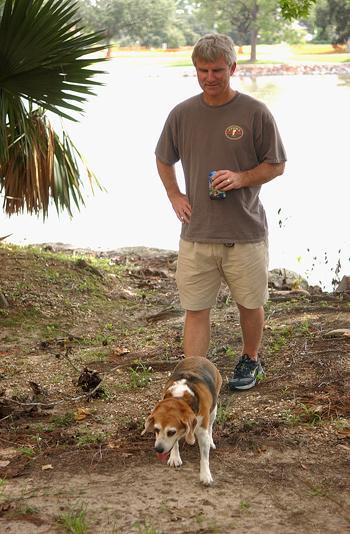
top-left (0, 0), bottom-right (108, 217)
top-left (1, 110), bottom-right (92, 218)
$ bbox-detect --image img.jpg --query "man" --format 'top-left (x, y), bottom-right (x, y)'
top-left (155, 33), bottom-right (286, 390)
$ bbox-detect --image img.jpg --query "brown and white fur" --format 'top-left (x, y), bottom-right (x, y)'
top-left (141, 356), bottom-right (222, 485)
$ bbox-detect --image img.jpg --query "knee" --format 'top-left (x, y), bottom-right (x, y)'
top-left (237, 303), bottom-right (264, 317)
top-left (186, 309), bottom-right (210, 322)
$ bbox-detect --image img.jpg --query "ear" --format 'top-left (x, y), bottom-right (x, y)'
top-left (230, 62), bottom-right (237, 76)
top-left (141, 415), bottom-right (154, 436)
top-left (182, 415), bottom-right (197, 445)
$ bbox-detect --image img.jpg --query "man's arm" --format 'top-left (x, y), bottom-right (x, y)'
top-left (156, 157), bottom-right (192, 223)
top-left (212, 162), bottom-right (285, 191)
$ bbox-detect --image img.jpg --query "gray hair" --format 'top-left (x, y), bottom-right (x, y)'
top-left (192, 33), bottom-right (237, 67)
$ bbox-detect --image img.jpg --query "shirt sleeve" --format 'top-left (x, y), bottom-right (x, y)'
top-left (155, 109), bottom-right (180, 165)
top-left (254, 107), bottom-right (287, 164)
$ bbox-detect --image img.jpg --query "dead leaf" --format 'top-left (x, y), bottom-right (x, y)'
top-left (41, 464), bottom-right (53, 470)
top-left (74, 407), bottom-right (91, 421)
top-left (112, 346), bottom-right (130, 357)
top-left (0, 460), bottom-right (10, 467)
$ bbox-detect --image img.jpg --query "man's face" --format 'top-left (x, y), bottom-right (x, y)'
top-left (195, 56), bottom-right (236, 105)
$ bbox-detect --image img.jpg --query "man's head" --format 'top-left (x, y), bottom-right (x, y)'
top-left (192, 33), bottom-right (237, 69)
top-left (192, 33), bottom-right (237, 106)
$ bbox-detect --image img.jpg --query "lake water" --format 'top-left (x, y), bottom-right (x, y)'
top-left (2, 59), bottom-right (350, 290)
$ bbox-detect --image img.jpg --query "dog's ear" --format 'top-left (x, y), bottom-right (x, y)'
top-left (141, 415), bottom-right (154, 436)
top-left (182, 415), bottom-right (197, 445)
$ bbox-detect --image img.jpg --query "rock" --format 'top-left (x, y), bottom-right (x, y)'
top-left (268, 269), bottom-right (309, 290)
top-left (335, 276), bottom-right (350, 293)
top-left (75, 258), bottom-right (104, 278)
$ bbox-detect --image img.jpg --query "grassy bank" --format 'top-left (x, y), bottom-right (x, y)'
top-left (110, 43), bottom-right (350, 66)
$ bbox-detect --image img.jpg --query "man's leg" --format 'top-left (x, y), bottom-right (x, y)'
top-left (236, 303), bottom-right (264, 360)
top-left (183, 308), bottom-right (211, 357)
top-left (228, 303), bottom-right (265, 390)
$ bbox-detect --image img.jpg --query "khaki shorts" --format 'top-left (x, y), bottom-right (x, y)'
top-left (176, 239), bottom-right (269, 310)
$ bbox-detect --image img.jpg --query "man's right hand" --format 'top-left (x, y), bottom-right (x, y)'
top-left (156, 158), bottom-right (192, 224)
top-left (169, 192), bottom-right (192, 224)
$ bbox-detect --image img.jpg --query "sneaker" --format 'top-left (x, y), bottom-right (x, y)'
top-left (228, 354), bottom-right (264, 391)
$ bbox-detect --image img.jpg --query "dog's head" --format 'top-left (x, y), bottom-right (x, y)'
top-left (141, 397), bottom-right (197, 455)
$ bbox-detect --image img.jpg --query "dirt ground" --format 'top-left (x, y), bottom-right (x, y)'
top-left (0, 244), bottom-right (349, 534)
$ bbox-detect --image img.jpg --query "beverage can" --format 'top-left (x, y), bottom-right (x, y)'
top-left (208, 171), bottom-right (226, 200)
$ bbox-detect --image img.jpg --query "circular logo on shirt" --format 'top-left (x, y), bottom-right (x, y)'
top-left (225, 125), bottom-right (244, 140)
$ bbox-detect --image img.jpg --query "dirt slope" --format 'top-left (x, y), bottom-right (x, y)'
top-left (0, 244), bottom-right (349, 533)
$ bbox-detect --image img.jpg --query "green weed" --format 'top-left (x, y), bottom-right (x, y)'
top-left (57, 506), bottom-right (89, 534)
top-left (280, 409), bottom-right (301, 426)
top-left (216, 402), bottom-right (231, 425)
top-left (129, 362), bottom-right (152, 388)
top-left (225, 346), bottom-right (237, 360)
top-left (239, 499), bottom-right (251, 511)
top-left (76, 431), bottom-right (106, 447)
top-left (298, 403), bottom-right (323, 425)
top-left (18, 505), bottom-right (39, 515)
top-left (281, 403), bottom-right (323, 427)
top-left (332, 417), bottom-right (350, 431)
top-left (0, 478), bottom-right (6, 497)
top-left (308, 485), bottom-right (328, 497)
top-left (48, 412), bottom-right (75, 430)
top-left (17, 446), bottom-right (35, 458)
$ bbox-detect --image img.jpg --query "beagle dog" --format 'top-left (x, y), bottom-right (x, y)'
top-left (141, 356), bottom-right (222, 485)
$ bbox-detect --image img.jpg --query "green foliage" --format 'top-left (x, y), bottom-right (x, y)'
top-left (0, 0), bottom-right (106, 217)
top-left (129, 362), bottom-right (153, 388)
top-left (314, 0), bottom-right (350, 44)
top-left (57, 506), bottom-right (89, 534)
top-left (279, 0), bottom-right (317, 20)
top-left (216, 401), bottom-right (231, 425)
top-left (48, 412), bottom-right (75, 430)
top-left (78, 0), bottom-right (185, 47)
top-left (17, 446), bottom-right (35, 458)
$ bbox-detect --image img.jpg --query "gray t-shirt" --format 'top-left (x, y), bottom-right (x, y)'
top-left (155, 91), bottom-right (287, 243)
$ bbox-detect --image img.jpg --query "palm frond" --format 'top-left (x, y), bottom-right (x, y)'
top-left (0, 111), bottom-right (94, 218)
top-left (0, 0), bottom-right (108, 217)
top-left (0, 0), bottom-right (107, 162)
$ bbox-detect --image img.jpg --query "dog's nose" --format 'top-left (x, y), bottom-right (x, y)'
top-left (155, 444), bottom-right (164, 453)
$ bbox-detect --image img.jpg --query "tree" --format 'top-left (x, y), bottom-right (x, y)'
top-left (77, 0), bottom-right (181, 48)
top-left (278, 0), bottom-right (317, 20)
top-left (314, 0), bottom-right (350, 47)
top-left (0, 0), bottom-right (106, 217)
top-left (197, 0), bottom-right (291, 61)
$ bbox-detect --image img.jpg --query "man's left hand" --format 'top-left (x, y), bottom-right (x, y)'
top-left (211, 170), bottom-right (244, 191)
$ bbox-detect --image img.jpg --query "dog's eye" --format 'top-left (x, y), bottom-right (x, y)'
top-left (167, 430), bottom-right (176, 437)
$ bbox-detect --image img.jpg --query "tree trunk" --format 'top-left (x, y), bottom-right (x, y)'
top-left (250, 28), bottom-right (258, 62)
top-left (249, 0), bottom-right (259, 63)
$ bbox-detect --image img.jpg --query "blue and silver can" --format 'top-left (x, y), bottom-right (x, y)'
top-left (208, 170), bottom-right (226, 200)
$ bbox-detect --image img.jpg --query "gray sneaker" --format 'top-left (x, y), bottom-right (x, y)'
top-left (229, 355), bottom-right (264, 391)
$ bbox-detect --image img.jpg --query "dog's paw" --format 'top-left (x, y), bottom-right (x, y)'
top-left (168, 455), bottom-right (182, 468)
top-left (200, 471), bottom-right (213, 486)
top-left (210, 440), bottom-right (216, 450)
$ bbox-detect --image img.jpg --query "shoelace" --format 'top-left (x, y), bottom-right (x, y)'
top-left (234, 355), bottom-right (257, 378)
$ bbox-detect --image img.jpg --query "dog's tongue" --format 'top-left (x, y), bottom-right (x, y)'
top-left (156, 452), bottom-right (169, 463)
